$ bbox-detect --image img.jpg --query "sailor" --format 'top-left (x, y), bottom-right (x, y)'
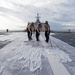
top-left (44, 21), bottom-right (50, 43)
top-left (27, 22), bottom-right (34, 41)
top-left (35, 23), bottom-right (42, 41)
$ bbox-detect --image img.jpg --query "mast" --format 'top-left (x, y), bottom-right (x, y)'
top-left (35, 13), bottom-right (40, 21)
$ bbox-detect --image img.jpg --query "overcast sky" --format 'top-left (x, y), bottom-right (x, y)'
top-left (0, 0), bottom-right (75, 31)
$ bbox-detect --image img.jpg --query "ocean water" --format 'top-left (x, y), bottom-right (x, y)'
top-left (52, 32), bottom-right (75, 47)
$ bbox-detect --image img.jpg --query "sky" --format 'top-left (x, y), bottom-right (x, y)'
top-left (0, 0), bottom-right (75, 31)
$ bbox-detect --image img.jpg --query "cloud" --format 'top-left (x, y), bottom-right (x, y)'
top-left (0, 0), bottom-right (75, 31)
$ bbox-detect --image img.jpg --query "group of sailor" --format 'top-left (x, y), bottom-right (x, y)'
top-left (27, 21), bottom-right (50, 43)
